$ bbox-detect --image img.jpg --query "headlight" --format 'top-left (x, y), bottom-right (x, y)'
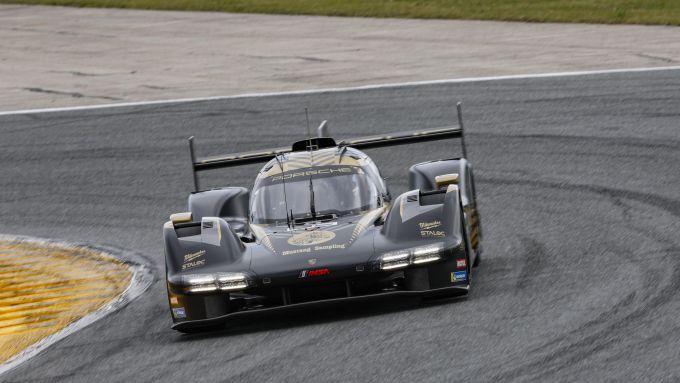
top-left (178, 272), bottom-right (249, 293)
top-left (380, 251), bottom-right (410, 270)
top-left (379, 244), bottom-right (446, 270)
top-left (216, 273), bottom-right (249, 291)
top-left (185, 274), bottom-right (219, 293)
top-left (411, 245), bottom-right (443, 264)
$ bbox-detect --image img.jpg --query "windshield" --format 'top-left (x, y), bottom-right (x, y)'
top-left (251, 165), bottom-right (379, 225)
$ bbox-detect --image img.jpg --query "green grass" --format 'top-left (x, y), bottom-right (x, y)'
top-left (2, 0), bottom-right (680, 25)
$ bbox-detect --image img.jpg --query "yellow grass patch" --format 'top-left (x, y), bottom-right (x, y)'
top-left (0, 241), bottom-right (131, 363)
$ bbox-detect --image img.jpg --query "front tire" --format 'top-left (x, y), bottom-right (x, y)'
top-left (176, 324), bottom-right (225, 334)
top-left (472, 252), bottom-right (481, 267)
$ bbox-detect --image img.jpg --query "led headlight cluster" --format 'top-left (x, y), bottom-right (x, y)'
top-left (180, 272), bottom-right (249, 293)
top-left (411, 246), bottom-right (443, 264)
top-left (380, 251), bottom-right (411, 270)
top-left (379, 244), bottom-right (446, 270)
top-left (216, 273), bottom-right (249, 291)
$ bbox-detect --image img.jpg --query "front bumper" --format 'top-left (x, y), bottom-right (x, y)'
top-left (168, 250), bottom-right (471, 331)
top-left (171, 284), bottom-right (469, 332)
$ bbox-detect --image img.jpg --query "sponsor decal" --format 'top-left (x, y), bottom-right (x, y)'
top-left (420, 230), bottom-right (446, 238)
top-left (182, 249), bottom-right (207, 271)
top-left (282, 247), bottom-right (312, 256)
top-left (308, 258), bottom-right (317, 265)
top-left (272, 167), bottom-right (353, 181)
top-left (281, 243), bottom-right (347, 256)
top-left (287, 231), bottom-right (336, 246)
top-left (451, 271), bottom-right (467, 282)
top-left (184, 249), bottom-right (206, 263)
top-left (282, 243), bottom-right (347, 256)
top-left (299, 268), bottom-right (331, 278)
top-left (314, 244), bottom-right (345, 251)
top-left (456, 259), bottom-right (467, 269)
top-left (418, 220), bottom-right (442, 230)
top-left (172, 307), bottom-right (186, 319)
top-left (169, 296), bottom-right (179, 305)
top-left (182, 259), bottom-right (205, 271)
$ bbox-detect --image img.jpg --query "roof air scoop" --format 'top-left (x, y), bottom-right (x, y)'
top-left (291, 137), bottom-right (336, 152)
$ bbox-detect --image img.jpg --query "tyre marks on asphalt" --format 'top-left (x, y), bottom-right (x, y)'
top-left (515, 237), bottom-right (549, 290)
top-left (482, 178), bottom-right (680, 382)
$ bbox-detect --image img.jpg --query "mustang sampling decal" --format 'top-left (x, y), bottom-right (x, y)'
top-left (281, 243), bottom-right (346, 256)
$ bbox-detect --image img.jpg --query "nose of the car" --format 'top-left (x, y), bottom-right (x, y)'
top-left (249, 224), bottom-right (376, 278)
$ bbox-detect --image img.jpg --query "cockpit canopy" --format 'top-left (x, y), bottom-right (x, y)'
top-left (250, 147), bottom-right (387, 225)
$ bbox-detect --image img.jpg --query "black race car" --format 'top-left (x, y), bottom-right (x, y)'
top-left (164, 104), bottom-right (482, 332)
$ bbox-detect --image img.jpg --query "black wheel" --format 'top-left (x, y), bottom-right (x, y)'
top-left (460, 205), bottom-right (474, 284)
top-left (472, 251), bottom-right (481, 267)
top-left (176, 324), bottom-right (225, 334)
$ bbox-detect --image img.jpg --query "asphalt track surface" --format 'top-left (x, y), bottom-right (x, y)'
top-left (1, 69), bottom-right (679, 382)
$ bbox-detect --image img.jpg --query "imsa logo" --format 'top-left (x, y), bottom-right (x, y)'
top-left (299, 268), bottom-right (331, 278)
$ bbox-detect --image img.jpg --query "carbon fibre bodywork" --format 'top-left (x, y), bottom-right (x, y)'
top-left (164, 125), bottom-right (482, 332)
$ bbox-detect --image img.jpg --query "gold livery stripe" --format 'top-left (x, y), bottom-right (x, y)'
top-left (350, 207), bottom-right (386, 243)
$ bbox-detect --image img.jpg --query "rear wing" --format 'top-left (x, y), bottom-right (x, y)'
top-left (188, 102), bottom-right (468, 191)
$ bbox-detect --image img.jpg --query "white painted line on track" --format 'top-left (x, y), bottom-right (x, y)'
top-left (2, 65), bottom-right (680, 116)
top-left (0, 234), bottom-right (155, 376)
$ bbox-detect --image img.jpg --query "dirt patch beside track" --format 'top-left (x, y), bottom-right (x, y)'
top-left (1, 5), bottom-right (680, 111)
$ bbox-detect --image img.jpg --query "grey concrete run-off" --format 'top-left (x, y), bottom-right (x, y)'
top-left (2, 4), bottom-right (680, 111)
top-left (1, 69), bottom-right (679, 382)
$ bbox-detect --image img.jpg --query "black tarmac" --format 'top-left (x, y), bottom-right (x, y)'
top-left (1, 69), bottom-right (679, 382)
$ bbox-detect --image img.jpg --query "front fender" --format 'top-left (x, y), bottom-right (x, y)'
top-left (164, 217), bottom-right (248, 275)
top-left (381, 187), bottom-right (463, 247)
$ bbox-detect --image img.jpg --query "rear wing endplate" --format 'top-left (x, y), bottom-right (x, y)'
top-left (188, 102), bottom-right (468, 191)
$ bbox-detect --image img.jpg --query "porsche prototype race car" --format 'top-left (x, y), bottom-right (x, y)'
top-left (164, 104), bottom-right (482, 332)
